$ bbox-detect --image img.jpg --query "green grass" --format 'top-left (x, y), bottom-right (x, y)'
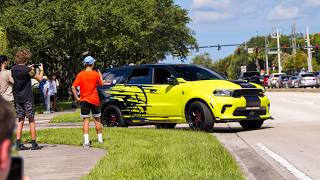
top-left (22, 128), bottom-right (244, 180)
top-left (50, 109), bottom-right (82, 123)
top-left (35, 101), bottom-right (73, 114)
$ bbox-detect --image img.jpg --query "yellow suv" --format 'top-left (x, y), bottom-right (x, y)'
top-left (98, 64), bottom-right (271, 131)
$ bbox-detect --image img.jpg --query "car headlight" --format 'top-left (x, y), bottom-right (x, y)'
top-left (213, 89), bottom-right (234, 97)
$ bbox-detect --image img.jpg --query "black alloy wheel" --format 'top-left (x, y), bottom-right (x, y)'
top-left (187, 101), bottom-right (214, 131)
top-left (102, 105), bottom-right (126, 127)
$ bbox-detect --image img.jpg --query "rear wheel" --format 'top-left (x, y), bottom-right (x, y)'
top-left (155, 123), bottom-right (176, 129)
top-left (240, 120), bottom-right (264, 130)
top-left (101, 105), bottom-right (126, 127)
top-left (187, 101), bottom-right (214, 131)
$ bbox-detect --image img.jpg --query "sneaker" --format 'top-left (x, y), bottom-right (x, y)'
top-left (16, 144), bottom-right (29, 151)
top-left (83, 143), bottom-right (91, 148)
top-left (31, 142), bottom-right (41, 150)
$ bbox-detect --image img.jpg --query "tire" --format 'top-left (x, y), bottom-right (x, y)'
top-left (155, 123), bottom-right (176, 129)
top-left (101, 105), bottom-right (126, 127)
top-left (239, 120), bottom-right (264, 130)
top-left (187, 101), bottom-right (214, 131)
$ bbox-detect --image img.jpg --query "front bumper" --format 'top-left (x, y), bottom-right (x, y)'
top-left (209, 95), bottom-right (271, 122)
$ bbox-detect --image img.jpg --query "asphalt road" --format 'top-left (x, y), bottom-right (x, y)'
top-left (214, 92), bottom-right (320, 180)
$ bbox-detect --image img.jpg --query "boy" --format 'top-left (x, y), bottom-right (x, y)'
top-left (71, 56), bottom-right (104, 148)
top-left (11, 49), bottom-right (43, 150)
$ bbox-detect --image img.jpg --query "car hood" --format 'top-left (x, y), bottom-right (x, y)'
top-left (183, 79), bottom-right (261, 90)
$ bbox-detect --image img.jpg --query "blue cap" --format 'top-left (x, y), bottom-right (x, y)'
top-left (83, 56), bottom-right (96, 65)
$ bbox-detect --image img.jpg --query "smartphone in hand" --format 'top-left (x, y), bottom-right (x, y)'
top-left (7, 157), bottom-right (23, 180)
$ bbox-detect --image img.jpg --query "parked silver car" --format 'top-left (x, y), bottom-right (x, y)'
top-left (286, 76), bottom-right (298, 88)
top-left (268, 73), bottom-right (286, 88)
top-left (297, 73), bottom-right (318, 88)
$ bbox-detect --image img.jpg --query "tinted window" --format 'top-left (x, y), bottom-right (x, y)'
top-left (171, 66), bottom-right (224, 81)
top-left (103, 68), bottom-right (129, 85)
top-left (301, 74), bottom-right (315, 77)
top-left (274, 74), bottom-right (280, 77)
top-left (154, 68), bottom-right (173, 84)
top-left (290, 77), bottom-right (297, 80)
top-left (127, 68), bottom-right (152, 84)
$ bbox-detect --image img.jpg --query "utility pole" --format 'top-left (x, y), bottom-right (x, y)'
top-left (276, 28), bottom-right (282, 73)
top-left (306, 26), bottom-right (313, 72)
top-left (265, 36), bottom-right (269, 75)
top-left (291, 24), bottom-right (297, 56)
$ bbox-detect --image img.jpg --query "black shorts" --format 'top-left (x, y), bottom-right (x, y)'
top-left (80, 101), bottom-right (101, 118)
top-left (16, 101), bottom-right (35, 119)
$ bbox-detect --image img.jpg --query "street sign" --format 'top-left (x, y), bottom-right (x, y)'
top-left (268, 51), bottom-right (280, 55)
top-left (247, 48), bottom-right (254, 54)
top-left (241, 66), bottom-right (247, 73)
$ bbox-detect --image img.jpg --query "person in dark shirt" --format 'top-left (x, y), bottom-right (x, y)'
top-left (11, 49), bottom-right (44, 150)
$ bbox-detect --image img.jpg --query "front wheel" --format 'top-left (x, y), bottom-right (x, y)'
top-left (187, 101), bottom-right (214, 131)
top-left (101, 105), bottom-right (126, 127)
top-left (239, 120), bottom-right (264, 130)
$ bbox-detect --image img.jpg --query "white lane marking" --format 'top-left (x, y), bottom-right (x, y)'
top-left (256, 143), bottom-right (313, 180)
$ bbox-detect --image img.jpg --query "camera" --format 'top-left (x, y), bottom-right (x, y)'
top-left (7, 157), bottom-right (23, 180)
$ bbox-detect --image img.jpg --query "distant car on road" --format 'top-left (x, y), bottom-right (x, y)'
top-left (268, 73), bottom-right (286, 88)
top-left (279, 75), bottom-right (292, 88)
top-left (297, 73), bottom-right (318, 88)
top-left (238, 71), bottom-right (262, 85)
top-left (286, 76), bottom-right (298, 88)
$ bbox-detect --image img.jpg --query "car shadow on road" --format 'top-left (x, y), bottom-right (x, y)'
top-left (174, 126), bottom-right (274, 133)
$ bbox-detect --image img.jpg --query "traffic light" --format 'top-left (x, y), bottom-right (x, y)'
top-left (315, 45), bottom-right (319, 53)
top-left (236, 48), bottom-right (241, 54)
top-left (217, 44), bottom-right (221, 51)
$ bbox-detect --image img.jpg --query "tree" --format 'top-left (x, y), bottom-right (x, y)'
top-left (0, 26), bottom-right (8, 55)
top-left (191, 52), bottom-right (213, 68)
top-left (0, 0), bottom-right (197, 95)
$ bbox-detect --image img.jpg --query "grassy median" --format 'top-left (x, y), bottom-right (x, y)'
top-left (50, 109), bottom-right (82, 123)
top-left (22, 128), bottom-right (244, 180)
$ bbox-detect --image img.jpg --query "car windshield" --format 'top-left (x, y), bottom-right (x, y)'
top-left (243, 72), bottom-right (260, 77)
top-left (171, 65), bottom-right (224, 81)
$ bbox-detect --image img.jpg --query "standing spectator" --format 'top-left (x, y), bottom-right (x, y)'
top-left (0, 96), bottom-right (17, 180)
top-left (71, 56), bottom-right (104, 148)
top-left (11, 49), bottom-right (43, 150)
top-left (39, 76), bottom-right (48, 107)
top-left (43, 76), bottom-right (51, 114)
top-left (49, 75), bottom-right (57, 111)
top-left (0, 55), bottom-right (14, 103)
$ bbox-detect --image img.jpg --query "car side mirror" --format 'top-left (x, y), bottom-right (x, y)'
top-left (166, 77), bottom-right (179, 85)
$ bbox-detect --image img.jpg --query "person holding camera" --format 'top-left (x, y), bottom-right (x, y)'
top-left (11, 49), bottom-right (43, 151)
top-left (0, 55), bottom-right (14, 104)
top-left (71, 56), bottom-right (104, 148)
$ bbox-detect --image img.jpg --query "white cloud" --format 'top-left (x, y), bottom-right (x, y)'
top-left (192, 11), bottom-right (233, 23)
top-left (192, 0), bottom-right (232, 10)
top-left (268, 5), bottom-right (300, 20)
top-left (305, 0), bottom-right (320, 6)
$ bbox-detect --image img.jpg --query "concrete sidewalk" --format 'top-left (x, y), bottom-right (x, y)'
top-left (19, 144), bottom-right (106, 180)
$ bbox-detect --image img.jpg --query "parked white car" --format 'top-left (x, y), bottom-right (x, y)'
top-left (267, 73), bottom-right (286, 88)
top-left (297, 73), bottom-right (318, 88)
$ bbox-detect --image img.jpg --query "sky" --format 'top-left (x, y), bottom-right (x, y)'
top-left (162, 0), bottom-right (320, 64)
